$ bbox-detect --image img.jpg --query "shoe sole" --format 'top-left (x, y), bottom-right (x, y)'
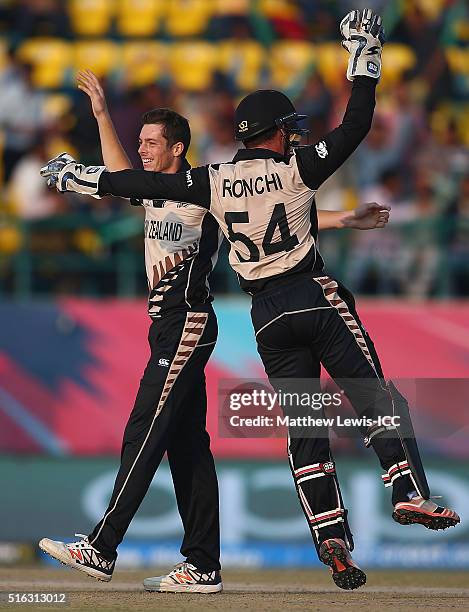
top-left (319, 541), bottom-right (366, 591)
top-left (38, 539), bottom-right (112, 582)
top-left (144, 581), bottom-right (223, 594)
top-left (392, 508), bottom-right (460, 531)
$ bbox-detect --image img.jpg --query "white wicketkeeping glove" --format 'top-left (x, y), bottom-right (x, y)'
top-left (340, 8), bottom-right (385, 81)
top-left (39, 152), bottom-right (76, 188)
top-left (40, 152), bottom-right (106, 197)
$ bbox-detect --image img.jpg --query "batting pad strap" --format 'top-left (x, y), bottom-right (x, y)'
top-left (294, 461), bottom-right (336, 485)
top-left (309, 507), bottom-right (345, 530)
top-left (59, 163), bottom-right (106, 197)
top-left (381, 461), bottom-right (411, 488)
top-left (364, 421), bottom-right (397, 448)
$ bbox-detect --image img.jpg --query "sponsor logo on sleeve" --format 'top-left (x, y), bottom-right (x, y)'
top-left (367, 60), bottom-right (379, 75)
top-left (185, 170), bottom-right (193, 187)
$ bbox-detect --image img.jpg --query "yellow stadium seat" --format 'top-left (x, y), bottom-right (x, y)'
top-left (165, 0), bottom-right (215, 37)
top-left (116, 0), bottom-right (165, 37)
top-left (457, 110), bottom-right (469, 146)
top-left (316, 42), bottom-right (349, 90)
top-left (73, 40), bottom-right (119, 78)
top-left (169, 42), bottom-right (217, 91)
top-left (17, 39), bottom-right (72, 88)
top-left (454, 19), bottom-right (469, 43)
top-left (43, 93), bottom-right (73, 121)
top-left (69, 0), bottom-right (114, 37)
top-left (446, 47), bottom-right (469, 76)
top-left (121, 41), bottom-right (168, 86)
top-left (214, 0), bottom-right (249, 15)
top-left (414, 0), bottom-right (446, 20)
top-left (260, 0), bottom-right (300, 20)
top-left (381, 44), bottom-right (416, 85)
top-left (217, 40), bottom-right (265, 91)
top-left (269, 41), bottom-right (316, 89)
top-left (0, 39), bottom-right (7, 73)
top-left (0, 225), bottom-right (22, 254)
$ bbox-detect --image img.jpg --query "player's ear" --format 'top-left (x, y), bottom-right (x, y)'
top-left (172, 141), bottom-right (184, 158)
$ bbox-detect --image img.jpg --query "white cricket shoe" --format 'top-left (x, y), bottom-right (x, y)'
top-left (144, 561), bottom-right (222, 593)
top-left (39, 534), bottom-right (115, 582)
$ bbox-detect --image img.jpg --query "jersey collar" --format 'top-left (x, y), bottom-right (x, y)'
top-left (232, 148), bottom-right (288, 162)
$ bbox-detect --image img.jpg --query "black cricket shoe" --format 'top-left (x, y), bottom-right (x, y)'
top-left (319, 538), bottom-right (366, 590)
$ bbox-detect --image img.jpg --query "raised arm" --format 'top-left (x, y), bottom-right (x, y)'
top-left (296, 76), bottom-right (376, 190)
top-left (296, 9), bottom-right (384, 191)
top-left (77, 70), bottom-right (132, 171)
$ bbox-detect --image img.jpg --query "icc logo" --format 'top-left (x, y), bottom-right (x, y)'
top-left (238, 120), bottom-right (248, 132)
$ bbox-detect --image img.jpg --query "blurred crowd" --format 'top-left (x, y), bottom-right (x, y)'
top-left (1, 0), bottom-right (469, 297)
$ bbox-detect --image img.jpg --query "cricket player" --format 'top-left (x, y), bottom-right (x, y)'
top-left (39, 78), bottom-right (224, 592)
top-left (38, 66), bottom-right (391, 592)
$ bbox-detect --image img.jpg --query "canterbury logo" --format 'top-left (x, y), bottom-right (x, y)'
top-left (238, 120), bottom-right (248, 132)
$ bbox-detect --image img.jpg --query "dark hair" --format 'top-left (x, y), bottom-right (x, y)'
top-left (141, 108), bottom-right (191, 156)
top-left (243, 125), bottom-right (278, 148)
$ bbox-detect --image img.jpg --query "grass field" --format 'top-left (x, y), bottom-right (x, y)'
top-left (1, 567), bottom-right (468, 611)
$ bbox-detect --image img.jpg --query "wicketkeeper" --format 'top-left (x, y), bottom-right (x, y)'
top-left (38, 64), bottom-right (391, 592)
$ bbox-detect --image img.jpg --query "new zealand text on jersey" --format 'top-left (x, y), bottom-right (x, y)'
top-left (145, 219), bottom-right (183, 241)
top-left (222, 172), bottom-right (283, 198)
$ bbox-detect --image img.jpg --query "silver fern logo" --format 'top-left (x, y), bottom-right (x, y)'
top-left (315, 141), bottom-right (328, 158)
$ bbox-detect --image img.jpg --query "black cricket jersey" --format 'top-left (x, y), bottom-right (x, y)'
top-left (97, 77), bottom-right (376, 295)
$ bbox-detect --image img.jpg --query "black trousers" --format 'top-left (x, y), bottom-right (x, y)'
top-left (251, 274), bottom-right (415, 553)
top-left (88, 306), bottom-right (220, 572)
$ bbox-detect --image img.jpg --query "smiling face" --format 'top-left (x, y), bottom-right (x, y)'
top-left (138, 123), bottom-right (183, 174)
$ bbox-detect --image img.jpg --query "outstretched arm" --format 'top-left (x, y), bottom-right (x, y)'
top-left (98, 166), bottom-right (211, 207)
top-left (318, 202), bottom-right (390, 230)
top-left (39, 153), bottom-right (212, 209)
top-left (77, 69), bottom-right (132, 171)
